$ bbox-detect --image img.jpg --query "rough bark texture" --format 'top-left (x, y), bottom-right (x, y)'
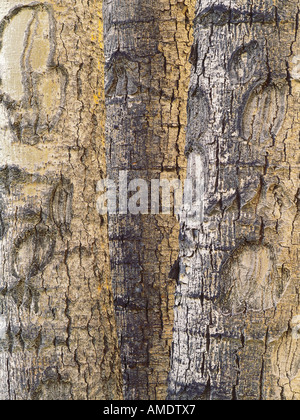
top-left (169, 0), bottom-right (300, 400)
top-left (1, 0), bottom-right (299, 401)
top-left (103, 0), bottom-right (194, 400)
top-left (0, 0), bottom-right (122, 400)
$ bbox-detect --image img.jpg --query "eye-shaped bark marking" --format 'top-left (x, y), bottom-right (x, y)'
top-left (12, 226), bottom-right (56, 281)
top-left (217, 244), bottom-right (290, 315)
top-left (105, 51), bottom-right (140, 98)
top-left (50, 179), bottom-right (73, 235)
top-left (228, 41), bottom-right (261, 85)
top-left (7, 226), bottom-right (56, 309)
top-left (0, 3), bottom-right (67, 144)
top-left (239, 81), bottom-right (288, 145)
top-left (185, 86), bottom-right (210, 154)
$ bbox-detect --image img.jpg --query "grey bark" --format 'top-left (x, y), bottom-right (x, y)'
top-left (103, 0), bottom-right (193, 400)
top-left (168, 0), bottom-right (300, 400)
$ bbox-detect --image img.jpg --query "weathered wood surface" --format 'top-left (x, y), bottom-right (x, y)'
top-left (0, 0), bottom-right (299, 401)
top-left (168, 0), bottom-right (300, 400)
top-left (103, 0), bottom-right (194, 400)
top-left (0, 0), bottom-right (122, 400)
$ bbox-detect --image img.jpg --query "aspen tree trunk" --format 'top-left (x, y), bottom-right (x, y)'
top-left (103, 0), bottom-right (194, 399)
top-left (0, 0), bottom-right (122, 400)
top-left (169, 0), bottom-right (300, 400)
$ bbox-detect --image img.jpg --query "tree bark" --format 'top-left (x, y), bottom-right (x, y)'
top-left (0, 0), bottom-right (122, 400)
top-left (169, 0), bottom-right (300, 400)
top-left (1, 0), bottom-right (299, 401)
top-left (103, 0), bottom-right (194, 399)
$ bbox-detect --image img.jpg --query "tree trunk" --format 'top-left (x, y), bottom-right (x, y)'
top-left (169, 0), bottom-right (300, 400)
top-left (0, 0), bottom-right (122, 400)
top-left (103, 0), bottom-right (194, 399)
